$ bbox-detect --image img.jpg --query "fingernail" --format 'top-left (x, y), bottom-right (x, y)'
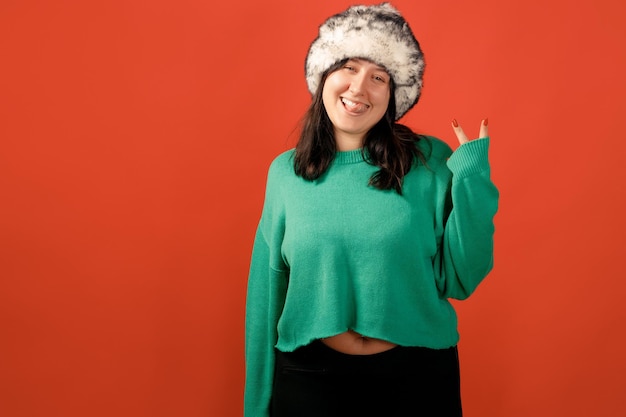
top-left (483, 118), bottom-right (488, 126)
top-left (452, 119), bottom-right (458, 127)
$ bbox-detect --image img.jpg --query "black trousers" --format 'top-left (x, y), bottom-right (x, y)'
top-left (271, 340), bottom-right (462, 417)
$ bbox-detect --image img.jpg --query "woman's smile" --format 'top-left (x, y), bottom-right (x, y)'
top-left (340, 97), bottom-right (370, 114)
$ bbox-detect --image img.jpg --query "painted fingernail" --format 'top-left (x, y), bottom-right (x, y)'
top-left (452, 119), bottom-right (458, 127)
top-left (483, 118), bottom-right (489, 126)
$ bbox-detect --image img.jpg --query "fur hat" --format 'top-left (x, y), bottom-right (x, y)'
top-left (305, 3), bottom-right (425, 120)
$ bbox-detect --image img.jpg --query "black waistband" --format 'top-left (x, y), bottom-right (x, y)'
top-left (276, 340), bottom-right (458, 377)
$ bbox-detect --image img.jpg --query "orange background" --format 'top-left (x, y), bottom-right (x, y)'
top-left (1, 0), bottom-right (625, 416)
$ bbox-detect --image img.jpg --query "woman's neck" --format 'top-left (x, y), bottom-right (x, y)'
top-left (334, 132), bottom-right (365, 151)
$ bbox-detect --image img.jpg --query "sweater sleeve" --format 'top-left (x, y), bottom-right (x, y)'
top-left (244, 161), bottom-right (289, 417)
top-left (433, 137), bottom-right (499, 300)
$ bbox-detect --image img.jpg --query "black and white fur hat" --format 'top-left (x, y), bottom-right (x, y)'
top-left (305, 3), bottom-right (425, 120)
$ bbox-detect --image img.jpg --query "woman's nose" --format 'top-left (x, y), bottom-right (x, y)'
top-left (348, 73), bottom-right (366, 96)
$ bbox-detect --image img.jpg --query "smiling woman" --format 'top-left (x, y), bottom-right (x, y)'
top-left (244, 3), bottom-right (498, 417)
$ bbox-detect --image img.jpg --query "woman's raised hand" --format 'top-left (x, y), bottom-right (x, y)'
top-left (451, 118), bottom-right (488, 146)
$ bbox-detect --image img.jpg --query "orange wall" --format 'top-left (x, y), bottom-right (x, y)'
top-left (1, 0), bottom-right (625, 416)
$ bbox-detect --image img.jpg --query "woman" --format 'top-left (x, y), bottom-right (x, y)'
top-left (245, 3), bottom-right (498, 416)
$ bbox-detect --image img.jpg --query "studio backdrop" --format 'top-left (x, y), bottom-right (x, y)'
top-left (1, 0), bottom-right (625, 416)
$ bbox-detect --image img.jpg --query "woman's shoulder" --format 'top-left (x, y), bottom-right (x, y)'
top-left (268, 149), bottom-right (295, 172)
top-left (416, 135), bottom-right (453, 164)
top-left (394, 124), bottom-right (452, 163)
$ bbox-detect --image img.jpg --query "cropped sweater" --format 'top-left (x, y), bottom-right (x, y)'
top-left (244, 136), bottom-right (498, 417)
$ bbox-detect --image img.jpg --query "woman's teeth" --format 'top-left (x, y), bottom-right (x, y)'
top-left (341, 98), bottom-right (369, 113)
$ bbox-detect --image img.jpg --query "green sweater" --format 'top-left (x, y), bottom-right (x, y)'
top-left (245, 136), bottom-right (498, 417)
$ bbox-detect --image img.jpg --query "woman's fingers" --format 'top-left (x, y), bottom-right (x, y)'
top-left (451, 119), bottom-right (469, 145)
top-left (451, 118), bottom-right (489, 146)
top-left (479, 118), bottom-right (489, 139)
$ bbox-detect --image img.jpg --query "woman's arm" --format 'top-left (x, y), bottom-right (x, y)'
top-left (433, 119), bottom-right (499, 299)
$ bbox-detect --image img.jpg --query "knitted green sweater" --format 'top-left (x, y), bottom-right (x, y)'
top-left (244, 136), bottom-right (498, 417)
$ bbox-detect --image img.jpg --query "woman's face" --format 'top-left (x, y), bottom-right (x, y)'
top-left (322, 58), bottom-right (391, 150)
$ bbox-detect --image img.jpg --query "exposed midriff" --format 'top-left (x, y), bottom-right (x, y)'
top-left (320, 330), bottom-right (398, 355)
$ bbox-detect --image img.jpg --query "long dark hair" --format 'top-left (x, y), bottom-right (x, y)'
top-left (294, 60), bottom-right (426, 194)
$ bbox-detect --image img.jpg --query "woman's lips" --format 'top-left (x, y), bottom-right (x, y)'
top-left (341, 97), bottom-right (369, 114)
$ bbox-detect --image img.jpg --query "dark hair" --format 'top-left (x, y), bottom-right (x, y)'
top-left (294, 60), bottom-right (426, 194)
